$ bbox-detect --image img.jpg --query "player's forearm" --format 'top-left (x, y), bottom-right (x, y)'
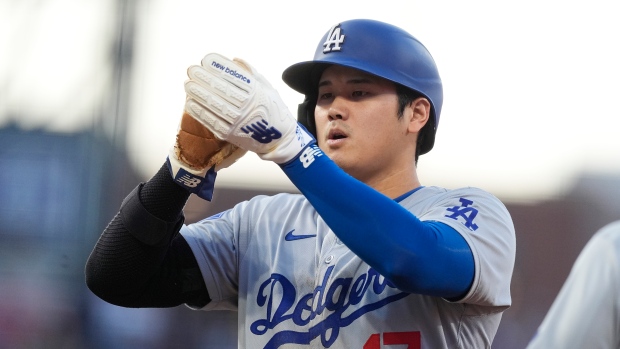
top-left (281, 145), bottom-right (474, 299)
top-left (85, 163), bottom-right (196, 307)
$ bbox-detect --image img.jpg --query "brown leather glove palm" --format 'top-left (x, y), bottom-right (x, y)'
top-left (167, 110), bottom-right (246, 200)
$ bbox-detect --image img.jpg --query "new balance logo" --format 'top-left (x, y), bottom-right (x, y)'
top-left (284, 229), bottom-right (316, 241)
top-left (299, 145), bottom-right (323, 168)
top-left (177, 174), bottom-right (201, 188)
top-left (241, 119), bottom-right (282, 143)
top-left (323, 24), bottom-right (345, 53)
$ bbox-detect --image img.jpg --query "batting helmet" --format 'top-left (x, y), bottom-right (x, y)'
top-left (282, 19), bottom-right (443, 155)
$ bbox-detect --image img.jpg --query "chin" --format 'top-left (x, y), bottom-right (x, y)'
top-left (322, 148), bottom-right (360, 173)
top-left (332, 157), bottom-right (357, 175)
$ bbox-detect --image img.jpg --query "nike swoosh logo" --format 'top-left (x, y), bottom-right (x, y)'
top-left (284, 229), bottom-right (317, 241)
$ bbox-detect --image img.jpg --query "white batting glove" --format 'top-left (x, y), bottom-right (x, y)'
top-left (183, 53), bottom-right (315, 164)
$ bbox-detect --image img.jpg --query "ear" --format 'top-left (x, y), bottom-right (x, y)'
top-left (406, 97), bottom-right (431, 134)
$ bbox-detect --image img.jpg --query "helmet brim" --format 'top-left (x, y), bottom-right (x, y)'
top-left (282, 61), bottom-right (331, 95)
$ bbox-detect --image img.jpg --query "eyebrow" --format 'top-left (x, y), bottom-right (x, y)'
top-left (317, 77), bottom-right (375, 88)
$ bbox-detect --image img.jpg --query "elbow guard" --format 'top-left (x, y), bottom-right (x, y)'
top-left (120, 184), bottom-right (185, 247)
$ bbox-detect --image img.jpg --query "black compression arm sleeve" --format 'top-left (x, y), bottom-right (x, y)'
top-left (85, 163), bottom-right (210, 308)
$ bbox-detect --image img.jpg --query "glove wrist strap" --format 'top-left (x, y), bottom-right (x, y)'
top-left (166, 155), bottom-right (217, 201)
top-left (259, 125), bottom-right (315, 164)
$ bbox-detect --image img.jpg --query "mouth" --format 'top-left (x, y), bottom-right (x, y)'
top-left (325, 128), bottom-right (348, 147)
top-left (328, 129), bottom-right (348, 141)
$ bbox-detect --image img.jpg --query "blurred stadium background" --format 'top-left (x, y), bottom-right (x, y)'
top-left (1, 1), bottom-right (619, 348)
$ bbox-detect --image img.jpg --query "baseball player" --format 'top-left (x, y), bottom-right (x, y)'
top-left (86, 19), bottom-right (516, 348)
top-left (527, 220), bottom-right (620, 349)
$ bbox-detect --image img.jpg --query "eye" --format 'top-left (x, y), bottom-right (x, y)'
top-left (352, 90), bottom-right (368, 97)
top-left (318, 92), bottom-right (333, 100)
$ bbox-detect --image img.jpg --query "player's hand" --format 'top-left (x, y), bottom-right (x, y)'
top-left (183, 53), bottom-right (315, 164)
top-left (167, 110), bottom-right (246, 200)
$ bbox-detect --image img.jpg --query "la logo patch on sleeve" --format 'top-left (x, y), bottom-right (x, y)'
top-left (445, 198), bottom-right (479, 231)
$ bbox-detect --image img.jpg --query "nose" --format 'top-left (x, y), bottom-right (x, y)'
top-left (328, 96), bottom-right (348, 121)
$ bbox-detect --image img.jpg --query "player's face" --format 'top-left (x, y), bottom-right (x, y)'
top-left (314, 65), bottom-right (420, 184)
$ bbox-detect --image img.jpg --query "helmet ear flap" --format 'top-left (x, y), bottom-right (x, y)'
top-left (297, 94), bottom-right (317, 137)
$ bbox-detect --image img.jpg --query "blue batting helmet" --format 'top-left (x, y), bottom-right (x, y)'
top-left (282, 19), bottom-right (443, 155)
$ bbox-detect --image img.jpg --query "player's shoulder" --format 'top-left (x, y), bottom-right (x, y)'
top-left (590, 220), bottom-right (620, 246)
top-left (596, 220), bottom-right (620, 236)
top-left (239, 192), bottom-right (309, 211)
top-left (575, 221), bottom-right (620, 255)
top-left (415, 185), bottom-right (505, 204)
top-left (199, 192), bottom-right (309, 224)
top-left (246, 192), bottom-right (306, 204)
top-left (405, 186), bottom-right (512, 223)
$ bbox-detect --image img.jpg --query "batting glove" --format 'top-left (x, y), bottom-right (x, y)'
top-left (183, 53), bottom-right (315, 164)
top-left (167, 110), bottom-right (246, 200)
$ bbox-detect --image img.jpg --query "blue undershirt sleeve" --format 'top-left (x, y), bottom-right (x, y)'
top-left (280, 144), bottom-right (474, 299)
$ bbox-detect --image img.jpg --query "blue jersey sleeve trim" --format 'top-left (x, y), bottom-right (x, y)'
top-left (281, 145), bottom-right (474, 298)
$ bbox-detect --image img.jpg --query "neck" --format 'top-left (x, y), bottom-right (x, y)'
top-left (363, 166), bottom-right (421, 199)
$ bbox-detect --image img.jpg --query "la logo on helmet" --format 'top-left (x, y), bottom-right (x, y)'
top-left (323, 24), bottom-right (345, 53)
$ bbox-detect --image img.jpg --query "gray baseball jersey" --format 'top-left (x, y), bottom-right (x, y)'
top-left (527, 220), bottom-right (620, 349)
top-left (181, 185), bottom-right (515, 348)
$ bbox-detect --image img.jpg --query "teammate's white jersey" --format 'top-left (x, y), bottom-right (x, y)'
top-left (527, 220), bottom-right (620, 349)
top-left (181, 186), bottom-right (515, 348)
